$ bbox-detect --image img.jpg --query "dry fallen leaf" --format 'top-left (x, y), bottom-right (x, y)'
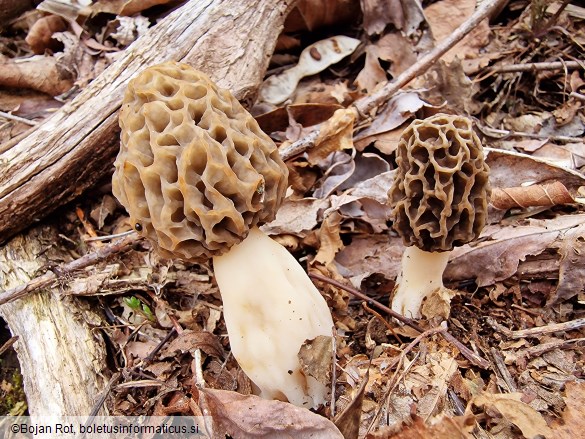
top-left (447, 214), bottom-right (585, 287)
top-left (354, 92), bottom-right (428, 151)
top-left (471, 392), bottom-right (553, 439)
top-left (83, 0), bottom-right (176, 16)
top-left (361, 0), bottom-right (425, 36)
top-left (314, 211), bottom-right (344, 268)
top-left (355, 32), bottom-right (417, 93)
top-left (486, 148), bottom-right (585, 194)
top-left (298, 335), bottom-right (333, 396)
top-left (198, 388), bottom-right (344, 438)
top-left (366, 414), bottom-right (474, 439)
top-left (160, 329), bottom-right (224, 359)
top-left (259, 36), bottom-right (360, 104)
top-left (550, 381), bottom-right (585, 438)
top-left (0, 54), bottom-right (74, 96)
top-left (424, 0), bottom-right (490, 65)
top-left (491, 182), bottom-right (575, 210)
top-left (25, 14), bottom-right (68, 54)
top-left (334, 368), bottom-right (369, 439)
top-left (309, 107), bottom-right (357, 164)
top-left (551, 223), bottom-right (585, 304)
top-left (262, 198), bottom-right (330, 236)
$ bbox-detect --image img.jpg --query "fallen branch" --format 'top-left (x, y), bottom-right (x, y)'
top-left (280, 0), bottom-right (509, 160)
top-left (0, 0), bottom-right (295, 244)
top-left (0, 233), bottom-right (138, 306)
top-left (488, 316), bottom-right (585, 339)
top-left (488, 60), bottom-right (584, 74)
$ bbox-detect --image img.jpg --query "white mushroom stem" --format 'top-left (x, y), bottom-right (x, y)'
top-left (212, 227), bottom-right (334, 408)
top-left (392, 245), bottom-right (450, 319)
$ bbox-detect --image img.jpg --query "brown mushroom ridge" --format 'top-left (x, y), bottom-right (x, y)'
top-left (389, 114), bottom-right (490, 252)
top-left (112, 62), bottom-right (289, 261)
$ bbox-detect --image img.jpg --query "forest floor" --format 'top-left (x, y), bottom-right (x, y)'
top-left (0, 0), bottom-right (584, 438)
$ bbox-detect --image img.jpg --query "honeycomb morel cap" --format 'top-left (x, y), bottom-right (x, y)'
top-left (112, 61), bottom-right (289, 262)
top-left (389, 113), bottom-right (491, 252)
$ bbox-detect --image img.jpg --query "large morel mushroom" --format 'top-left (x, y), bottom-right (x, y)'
top-left (112, 62), bottom-right (334, 408)
top-left (388, 114), bottom-right (491, 318)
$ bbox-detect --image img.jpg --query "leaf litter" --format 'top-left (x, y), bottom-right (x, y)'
top-left (1, 0), bottom-right (585, 438)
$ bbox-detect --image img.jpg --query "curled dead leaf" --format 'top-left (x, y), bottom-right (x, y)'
top-left (259, 36), bottom-right (360, 105)
top-left (491, 181), bottom-right (575, 210)
top-left (0, 54), bottom-right (74, 96)
top-left (308, 107), bottom-right (356, 165)
top-left (25, 15), bottom-right (68, 54)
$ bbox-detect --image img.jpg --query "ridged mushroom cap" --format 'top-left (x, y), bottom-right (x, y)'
top-left (112, 62), bottom-right (289, 261)
top-left (389, 113), bottom-right (490, 252)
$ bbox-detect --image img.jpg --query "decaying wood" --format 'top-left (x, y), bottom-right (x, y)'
top-left (0, 0), bottom-right (295, 244)
top-left (0, 225), bottom-right (108, 417)
top-left (0, 0), bottom-right (293, 417)
top-left (0, 233), bottom-right (137, 306)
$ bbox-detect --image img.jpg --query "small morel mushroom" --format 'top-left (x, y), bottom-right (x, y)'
top-left (388, 114), bottom-right (490, 318)
top-left (112, 62), bottom-right (334, 408)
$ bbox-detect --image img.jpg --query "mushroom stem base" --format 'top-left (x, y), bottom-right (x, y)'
top-left (212, 227), bottom-right (334, 408)
top-left (392, 246), bottom-right (450, 319)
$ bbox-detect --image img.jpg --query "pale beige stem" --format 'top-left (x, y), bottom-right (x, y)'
top-left (392, 246), bottom-right (450, 319)
top-left (212, 227), bottom-right (333, 408)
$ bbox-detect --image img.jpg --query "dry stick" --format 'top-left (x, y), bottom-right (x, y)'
top-left (309, 272), bottom-right (490, 369)
top-left (0, 335), bottom-right (18, 356)
top-left (487, 316), bottom-right (585, 339)
top-left (0, 110), bottom-right (38, 126)
top-left (490, 347), bottom-right (517, 392)
top-left (514, 337), bottom-right (585, 362)
top-left (279, 0), bottom-right (509, 161)
top-left (489, 60), bottom-right (584, 74)
top-left (0, 233), bottom-right (138, 306)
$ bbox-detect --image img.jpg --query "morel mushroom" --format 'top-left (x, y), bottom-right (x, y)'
top-left (388, 114), bottom-right (490, 318)
top-left (112, 62), bottom-right (334, 408)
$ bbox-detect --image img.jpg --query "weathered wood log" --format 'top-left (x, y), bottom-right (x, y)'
top-left (0, 0), bottom-right (294, 417)
top-left (0, 0), bottom-right (295, 244)
top-left (0, 225), bottom-right (108, 416)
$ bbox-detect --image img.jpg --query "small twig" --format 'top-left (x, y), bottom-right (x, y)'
top-left (488, 60), bottom-right (584, 74)
top-left (143, 328), bottom-right (177, 365)
top-left (514, 337), bottom-right (585, 362)
top-left (84, 229), bottom-right (136, 242)
top-left (0, 110), bottom-right (38, 126)
top-left (570, 91), bottom-right (585, 102)
top-left (490, 347), bottom-right (517, 392)
top-left (510, 304), bottom-right (542, 317)
top-left (309, 272), bottom-right (490, 369)
top-left (362, 301), bottom-right (403, 344)
top-left (0, 233), bottom-right (138, 306)
top-left (0, 336), bottom-right (18, 356)
top-left (330, 325), bottom-right (337, 418)
top-left (477, 122), bottom-right (584, 143)
top-left (279, 0), bottom-right (509, 160)
top-left (193, 349), bottom-right (206, 388)
top-left (489, 316), bottom-right (585, 339)
top-left (510, 317), bottom-right (585, 338)
top-left (86, 372), bottom-right (121, 419)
